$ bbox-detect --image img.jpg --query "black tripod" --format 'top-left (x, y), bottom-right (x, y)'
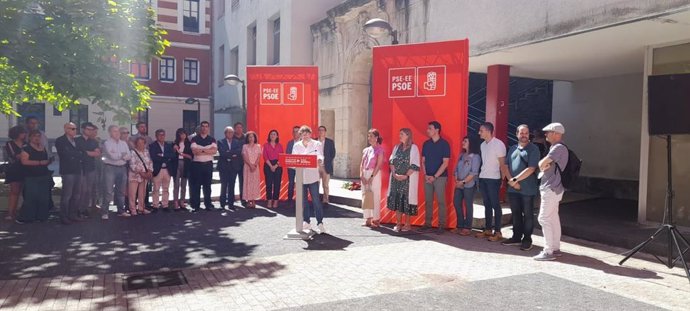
top-left (619, 135), bottom-right (690, 284)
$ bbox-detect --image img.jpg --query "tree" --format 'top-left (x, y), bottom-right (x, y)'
top-left (0, 0), bottom-right (169, 123)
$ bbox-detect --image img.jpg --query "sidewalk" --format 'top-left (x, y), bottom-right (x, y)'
top-left (0, 202), bottom-right (688, 310)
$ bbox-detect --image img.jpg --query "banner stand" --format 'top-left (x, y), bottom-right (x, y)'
top-left (284, 168), bottom-right (315, 240)
top-left (280, 153), bottom-right (319, 240)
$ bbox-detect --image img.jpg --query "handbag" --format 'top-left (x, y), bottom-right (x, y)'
top-left (362, 188), bottom-right (374, 210)
top-left (132, 149), bottom-right (152, 180)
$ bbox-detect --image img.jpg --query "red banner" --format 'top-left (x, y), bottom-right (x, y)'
top-left (247, 66), bottom-right (319, 199)
top-left (373, 40), bottom-right (469, 229)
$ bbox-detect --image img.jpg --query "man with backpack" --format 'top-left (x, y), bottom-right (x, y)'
top-left (534, 122), bottom-right (569, 261)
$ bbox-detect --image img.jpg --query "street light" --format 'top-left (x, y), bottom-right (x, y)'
top-left (184, 97), bottom-right (201, 128)
top-left (224, 74), bottom-right (247, 123)
top-left (364, 18), bottom-right (399, 45)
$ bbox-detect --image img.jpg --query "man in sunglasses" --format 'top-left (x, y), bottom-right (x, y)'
top-left (55, 122), bottom-right (86, 225)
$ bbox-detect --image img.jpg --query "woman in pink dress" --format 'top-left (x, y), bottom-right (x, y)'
top-left (242, 131), bottom-right (262, 208)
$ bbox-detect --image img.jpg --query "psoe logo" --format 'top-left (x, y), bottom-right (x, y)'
top-left (282, 82), bottom-right (304, 105)
top-left (388, 67), bottom-right (416, 98)
top-left (417, 65), bottom-right (446, 97)
top-left (260, 82), bottom-right (282, 105)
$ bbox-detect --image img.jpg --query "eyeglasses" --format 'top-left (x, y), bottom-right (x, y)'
top-left (68, 127), bottom-right (77, 130)
top-left (121, 132), bottom-right (129, 134)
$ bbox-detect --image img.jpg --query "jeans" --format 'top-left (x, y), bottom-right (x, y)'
top-left (264, 162), bottom-right (283, 200)
top-left (303, 181), bottom-right (324, 225)
top-left (219, 166), bottom-right (237, 207)
top-left (424, 176), bottom-right (447, 228)
top-left (287, 169), bottom-right (296, 201)
top-left (508, 192), bottom-right (535, 242)
top-left (453, 186), bottom-right (475, 229)
top-left (479, 178), bottom-right (502, 232)
top-left (538, 189), bottom-right (563, 254)
top-left (102, 165), bottom-right (127, 214)
top-left (79, 170), bottom-right (97, 213)
top-left (60, 174), bottom-right (81, 220)
top-left (190, 161), bottom-right (213, 210)
top-left (172, 159), bottom-right (187, 206)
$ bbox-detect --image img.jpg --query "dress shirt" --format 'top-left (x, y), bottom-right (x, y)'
top-left (292, 139), bottom-right (324, 184)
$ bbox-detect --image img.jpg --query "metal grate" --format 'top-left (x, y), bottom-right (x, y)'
top-left (123, 271), bottom-right (188, 291)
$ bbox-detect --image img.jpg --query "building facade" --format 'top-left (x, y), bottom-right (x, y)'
top-left (211, 0), bottom-right (341, 136)
top-left (311, 0), bottom-right (690, 226)
top-left (0, 0), bottom-right (213, 144)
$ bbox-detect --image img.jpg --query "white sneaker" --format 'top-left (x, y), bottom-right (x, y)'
top-left (303, 222), bottom-right (312, 231)
top-left (101, 214), bottom-right (109, 220)
top-left (317, 223), bottom-right (326, 234)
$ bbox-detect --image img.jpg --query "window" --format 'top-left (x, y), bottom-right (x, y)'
top-left (130, 62), bottom-right (150, 80)
top-left (231, 0), bottom-right (239, 11)
top-left (247, 24), bottom-right (256, 65)
top-left (183, 110), bottom-right (199, 135)
top-left (159, 57), bottom-right (175, 82)
top-left (18, 103), bottom-right (46, 130)
top-left (218, 45), bottom-right (225, 86)
top-left (53, 107), bottom-right (62, 116)
top-left (69, 105), bottom-right (89, 135)
top-left (271, 18), bottom-right (280, 65)
top-left (183, 0), bottom-right (200, 33)
top-left (229, 47), bottom-right (239, 75)
top-left (184, 59), bottom-right (199, 84)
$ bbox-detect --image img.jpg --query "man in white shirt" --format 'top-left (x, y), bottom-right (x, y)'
top-left (292, 125), bottom-right (326, 234)
top-left (476, 122), bottom-right (507, 241)
top-left (102, 125), bottom-right (132, 218)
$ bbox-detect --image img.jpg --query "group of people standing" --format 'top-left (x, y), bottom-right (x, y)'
top-left (360, 120), bottom-right (569, 261)
top-left (3, 118), bottom-right (338, 233)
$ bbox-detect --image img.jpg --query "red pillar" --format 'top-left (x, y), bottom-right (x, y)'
top-left (486, 65), bottom-right (510, 202)
top-left (485, 64), bottom-right (510, 144)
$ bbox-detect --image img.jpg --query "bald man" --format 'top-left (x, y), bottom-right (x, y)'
top-left (55, 122), bottom-right (86, 224)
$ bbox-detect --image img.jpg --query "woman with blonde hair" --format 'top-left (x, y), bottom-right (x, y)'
top-left (386, 128), bottom-right (420, 232)
top-left (129, 137), bottom-right (153, 215)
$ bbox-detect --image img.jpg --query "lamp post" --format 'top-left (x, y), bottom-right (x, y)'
top-left (184, 97), bottom-right (201, 129)
top-left (363, 18), bottom-right (399, 45)
top-left (224, 74), bottom-right (247, 124)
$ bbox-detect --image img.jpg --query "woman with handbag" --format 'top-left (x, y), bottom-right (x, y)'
top-left (386, 128), bottom-right (420, 232)
top-left (360, 129), bottom-right (384, 227)
top-left (3, 126), bottom-right (27, 221)
top-left (129, 137), bottom-right (153, 215)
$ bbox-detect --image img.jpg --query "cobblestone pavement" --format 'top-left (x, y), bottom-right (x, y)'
top-left (1, 204), bottom-right (689, 310)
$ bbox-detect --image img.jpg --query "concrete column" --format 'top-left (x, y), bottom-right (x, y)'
top-left (485, 65), bottom-right (510, 143)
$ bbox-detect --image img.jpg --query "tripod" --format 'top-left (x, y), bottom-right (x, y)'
top-left (619, 135), bottom-right (690, 284)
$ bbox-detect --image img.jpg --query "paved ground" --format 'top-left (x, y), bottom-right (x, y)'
top-left (1, 200), bottom-right (690, 310)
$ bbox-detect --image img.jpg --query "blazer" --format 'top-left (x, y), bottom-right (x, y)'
top-left (322, 137), bottom-right (336, 174)
top-left (55, 135), bottom-right (84, 175)
top-left (217, 137), bottom-right (243, 171)
top-left (149, 141), bottom-right (175, 176)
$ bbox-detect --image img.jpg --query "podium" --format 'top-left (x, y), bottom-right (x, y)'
top-left (280, 153), bottom-right (318, 240)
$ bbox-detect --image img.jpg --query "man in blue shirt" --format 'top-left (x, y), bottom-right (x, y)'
top-left (501, 124), bottom-right (541, 251)
top-left (421, 121), bottom-right (451, 235)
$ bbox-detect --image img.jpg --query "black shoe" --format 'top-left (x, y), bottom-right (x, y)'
top-left (205, 206), bottom-right (214, 211)
top-left (191, 209), bottom-right (199, 213)
top-left (436, 228), bottom-right (444, 235)
top-left (501, 237), bottom-right (522, 246)
top-left (520, 240), bottom-right (533, 251)
top-left (14, 219), bottom-right (25, 224)
top-left (228, 206), bottom-right (237, 211)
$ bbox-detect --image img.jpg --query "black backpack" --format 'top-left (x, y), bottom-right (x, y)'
top-left (554, 144), bottom-right (582, 189)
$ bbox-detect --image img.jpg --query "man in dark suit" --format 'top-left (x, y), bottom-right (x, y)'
top-left (217, 126), bottom-right (241, 211)
top-left (55, 122), bottom-right (85, 224)
top-left (149, 129), bottom-right (175, 211)
top-left (318, 126), bottom-right (336, 204)
top-left (285, 126), bottom-right (300, 205)
top-left (231, 122), bottom-right (246, 206)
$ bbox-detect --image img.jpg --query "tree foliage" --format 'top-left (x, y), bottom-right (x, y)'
top-left (0, 0), bottom-right (169, 123)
